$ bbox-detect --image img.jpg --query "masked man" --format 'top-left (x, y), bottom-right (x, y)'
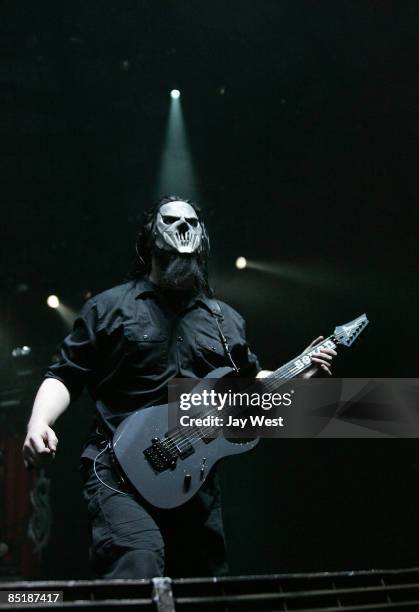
top-left (22, 196), bottom-right (336, 579)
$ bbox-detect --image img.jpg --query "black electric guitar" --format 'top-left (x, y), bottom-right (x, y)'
top-left (112, 314), bottom-right (368, 508)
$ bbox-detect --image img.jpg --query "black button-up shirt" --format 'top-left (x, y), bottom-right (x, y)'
top-left (45, 277), bottom-right (260, 461)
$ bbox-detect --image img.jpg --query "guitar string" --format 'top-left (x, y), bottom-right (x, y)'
top-left (166, 334), bottom-right (342, 445)
top-left (161, 335), bottom-right (339, 452)
top-left (161, 337), bottom-right (339, 453)
top-left (163, 363), bottom-right (299, 451)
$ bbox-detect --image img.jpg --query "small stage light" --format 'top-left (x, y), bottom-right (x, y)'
top-left (47, 295), bottom-right (60, 309)
top-left (235, 257), bottom-right (247, 270)
top-left (170, 89), bottom-right (181, 99)
top-left (12, 346), bottom-right (32, 358)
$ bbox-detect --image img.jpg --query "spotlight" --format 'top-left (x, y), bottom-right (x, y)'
top-left (47, 295), bottom-right (60, 309)
top-left (235, 257), bottom-right (247, 270)
top-left (170, 89), bottom-right (181, 99)
top-left (12, 346), bottom-right (32, 358)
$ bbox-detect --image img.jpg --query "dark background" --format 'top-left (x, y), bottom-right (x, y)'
top-left (1, 1), bottom-right (417, 578)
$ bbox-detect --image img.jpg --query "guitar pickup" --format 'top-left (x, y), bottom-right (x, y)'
top-left (166, 435), bottom-right (195, 460)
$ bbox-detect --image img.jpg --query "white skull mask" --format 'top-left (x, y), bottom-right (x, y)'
top-left (153, 201), bottom-right (203, 254)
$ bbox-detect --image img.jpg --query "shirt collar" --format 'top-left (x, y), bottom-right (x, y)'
top-left (134, 276), bottom-right (217, 315)
top-left (134, 276), bottom-right (157, 299)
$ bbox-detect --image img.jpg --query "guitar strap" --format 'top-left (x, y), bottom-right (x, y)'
top-left (206, 299), bottom-right (240, 374)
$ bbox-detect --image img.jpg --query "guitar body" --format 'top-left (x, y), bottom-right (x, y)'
top-left (112, 367), bottom-right (259, 509)
top-left (112, 314), bottom-right (368, 509)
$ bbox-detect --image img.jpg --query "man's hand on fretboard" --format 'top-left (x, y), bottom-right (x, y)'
top-left (298, 335), bottom-right (337, 378)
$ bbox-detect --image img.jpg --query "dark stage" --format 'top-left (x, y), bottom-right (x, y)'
top-left (0, 1), bottom-right (418, 609)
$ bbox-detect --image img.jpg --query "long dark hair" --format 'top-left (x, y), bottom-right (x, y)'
top-left (129, 195), bottom-right (212, 295)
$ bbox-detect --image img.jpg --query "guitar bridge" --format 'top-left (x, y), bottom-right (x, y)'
top-left (144, 438), bottom-right (178, 472)
top-left (144, 435), bottom-right (195, 473)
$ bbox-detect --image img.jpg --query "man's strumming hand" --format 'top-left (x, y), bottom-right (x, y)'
top-left (22, 420), bottom-right (58, 470)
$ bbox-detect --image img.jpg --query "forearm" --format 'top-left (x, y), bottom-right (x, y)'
top-left (28, 378), bottom-right (71, 427)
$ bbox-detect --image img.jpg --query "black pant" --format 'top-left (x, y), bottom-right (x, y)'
top-left (81, 459), bottom-right (229, 579)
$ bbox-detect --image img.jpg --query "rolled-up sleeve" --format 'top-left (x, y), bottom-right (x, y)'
top-left (44, 299), bottom-right (99, 400)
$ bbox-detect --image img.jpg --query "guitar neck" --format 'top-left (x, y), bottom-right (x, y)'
top-left (263, 335), bottom-right (337, 390)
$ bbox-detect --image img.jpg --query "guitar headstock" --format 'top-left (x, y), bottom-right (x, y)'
top-left (334, 314), bottom-right (369, 347)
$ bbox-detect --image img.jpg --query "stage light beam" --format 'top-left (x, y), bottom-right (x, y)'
top-left (155, 87), bottom-right (199, 199)
top-left (47, 295), bottom-right (60, 309)
top-left (236, 257), bottom-right (247, 270)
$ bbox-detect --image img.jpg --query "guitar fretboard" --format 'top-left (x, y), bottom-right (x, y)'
top-left (262, 336), bottom-right (337, 392)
